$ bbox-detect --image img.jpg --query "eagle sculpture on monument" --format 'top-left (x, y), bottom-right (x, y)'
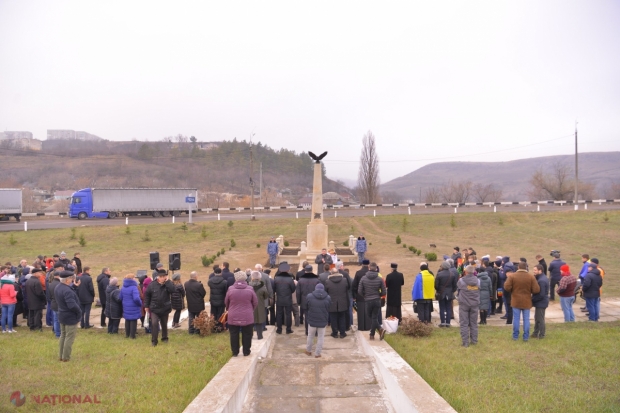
top-left (308, 151), bottom-right (328, 163)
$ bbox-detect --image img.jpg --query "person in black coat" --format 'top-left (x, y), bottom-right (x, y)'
top-left (105, 278), bottom-right (122, 334)
top-left (184, 271), bottom-right (206, 334)
top-left (295, 261), bottom-right (308, 281)
top-left (385, 263), bottom-right (404, 323)
top-left (56, 271), bottom-right (82, 362)
top-left (297, 265), bottom-right (319, 335)
top-left (96, 268), bottom-right (111, 327)
top-left (352, 260), bottom-right (371, 331)
top-left (77, 268), bottom-right (95, 329)
top-left (208, 268), bottom-right (228, 323)
top-left (48, 271), bottom-right (62, 338)
top-left (170, 273), bottom-right (186, 328)
top-left (145, 269), bottom-right (176, 346)
top-left (25, 273), bottom-right (47, 331)
top-left (221, 262), bottom-right (235, 288)
top-left (274, 262), bottom-right (296, 334)
top-left (325, 270), bottom-right (350, 338)
top-left (435, 262), bottom-right (458, 327)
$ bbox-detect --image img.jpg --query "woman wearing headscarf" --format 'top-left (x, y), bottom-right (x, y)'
top-left (171, 273), bottom-right (186, 329)
top-left (225, 271), bottom-right (258, 356)
top-left (249, 271), bottom-right (268, 340)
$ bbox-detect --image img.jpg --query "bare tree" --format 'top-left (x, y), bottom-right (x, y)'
top-left (357, 131), bottom-right (380, 203)
top-left (440, 180), bottom-right (473, 203)
top-left (473, 183), bottom-right (504, 202)
top-left (605, 181), bottom-right (620, 199)
top-left (424, 187), bottom-right (441, 203)
top-left (529, 161), bottom-right (575, 201)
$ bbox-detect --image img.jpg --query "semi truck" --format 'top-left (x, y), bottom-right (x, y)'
top-left (0, 188), bottom-right (22, 222)
top-left (68, 188), bottom-right (197, 220)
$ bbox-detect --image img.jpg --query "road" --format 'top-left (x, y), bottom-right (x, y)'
top-left (1, 203), bottom-right (617, 232)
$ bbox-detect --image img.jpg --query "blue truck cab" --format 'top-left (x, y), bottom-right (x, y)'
top-left (69, 188), bottom-right (107, 219)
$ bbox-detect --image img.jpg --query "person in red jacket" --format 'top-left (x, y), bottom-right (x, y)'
top-left (1, 274), bottom-right (19, 333)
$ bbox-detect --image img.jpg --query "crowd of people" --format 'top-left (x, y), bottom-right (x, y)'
top-left (413, 247), bottom-right (605, 347)
top-left (0, 243), bottom-right (606, 359)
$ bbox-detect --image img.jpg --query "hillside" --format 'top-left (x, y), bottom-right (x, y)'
top-left (381, 152), bottom-right (620, 201)
top-left (0, 138), bottom-right (350, 209)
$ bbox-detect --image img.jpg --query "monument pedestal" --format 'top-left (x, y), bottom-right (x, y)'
top-left (306, 221), bottom-right (328, 261)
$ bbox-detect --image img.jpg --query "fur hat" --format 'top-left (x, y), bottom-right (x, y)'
top-left (362, 259), bottom-right (370, 265)
top-left (315, 283), bottom-right (324, 290)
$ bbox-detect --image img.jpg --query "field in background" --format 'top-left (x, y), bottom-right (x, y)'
top-left (1, 209), bottom-right (618, 297)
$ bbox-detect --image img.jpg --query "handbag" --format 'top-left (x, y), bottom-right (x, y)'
top-left (497, 288), bottom-right (503, 297)
top-left (218, 310), bottom-right (228, 325)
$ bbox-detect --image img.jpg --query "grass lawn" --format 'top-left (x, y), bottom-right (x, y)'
top-left (0, 209), bottom-right (618, 296)
top-left (0, 328), bottom-right (230, 412)
top-left (386, 321), bottom-right (620, 413)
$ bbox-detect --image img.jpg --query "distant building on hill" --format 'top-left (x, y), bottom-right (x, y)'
top-left (47, 130), bottom-right (103, 141)
top-left (53, 190), bottom-right (75, 200)
top-left (0, 131), bottom-right (42, 150)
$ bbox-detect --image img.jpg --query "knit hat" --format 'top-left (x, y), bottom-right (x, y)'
top-left (362, 259), bottom-right (370, 265)
top-left (234, 271), bottom-right (247, 281)
top-left (60, 251), bottom-right (67, 256)
top-left (156, 263), bottom-right (164, 268)
top-left (172, 273), bottom-right (181, 281)
top-left (494, 259), bottom-right (502, 267)
top-left (560, 264), bottom-right (570, 275)
top-left (1, 274), bottom-right (16, 283)
top-left (591, 258), bottom-right (599, 265)
top-left (442, 255), bottom-right (449, 260)
top-left (315, 283), bottom-right (324, 290)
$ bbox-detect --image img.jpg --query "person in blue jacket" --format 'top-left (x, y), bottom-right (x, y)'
top-left (267, 238), bottom-right (279, 269)
top-left (56, 271), bottom-right (82, 362)
top-left (119, 273), bottom-right (143, 339)
top-left (355, 235), bottom-right (368, 265)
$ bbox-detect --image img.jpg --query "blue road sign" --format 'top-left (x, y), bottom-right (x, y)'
top-left (185, 196), bottom-right (196, 203)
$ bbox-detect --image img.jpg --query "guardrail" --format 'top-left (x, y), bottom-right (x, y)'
top-left (18, 199), bottom-right (619, 216)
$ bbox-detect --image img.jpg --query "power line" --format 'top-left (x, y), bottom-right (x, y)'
top-left (324, 134), bottom-right (576, 163)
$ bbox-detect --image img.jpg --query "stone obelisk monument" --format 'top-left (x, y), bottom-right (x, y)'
top-left (306, 151), bottom-right (328, 259)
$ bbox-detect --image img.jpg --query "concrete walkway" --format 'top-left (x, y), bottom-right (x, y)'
top-left (241, 326), bottom-right (394, 413)
top-left (400, 297), bottom-right (620, 325)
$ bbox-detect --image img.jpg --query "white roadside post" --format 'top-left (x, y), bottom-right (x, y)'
top-left (373, 210), bottom-right (376, 217)
top-left (125, 217), bottom-right (129, 225)
top-left (173, 216), bottom-right (175, 224)
top-left (25, 221), bottom-right (27, 232)
top-left (408, 207), bottom-right (411, 215)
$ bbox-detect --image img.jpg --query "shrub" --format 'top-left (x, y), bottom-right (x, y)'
top-left (220, 248), bottom-right (225, 255)
top-left (70, 227), bottom-right (76, 240)
top-left (416, 250), bottom-right (422, 256)
top-left (498, 217), bottom-right (504, 226)
top-left (399, 317), bottom-right (434, 337)
top-left (284, 240), bottom-right (289, 247)
top-left (402, 244), bottom-right (407, 248)
top-left (125, 226), bottom-right (131, 235)
top-left (216, 251), bottom-right (221, 257)
top-left (343, 240), bottom-right (349, 247)
top-left (201, 225), bottom-right (207, 239)
top-left (230, 239), bottom-right (236, 248)
top-left (369, 242), bottom-right (372, 246)
top-left (256, 243), bottom-right (261, 248)
top-left (424, 252), bottom-right (437, 261)
top-left (450, 215), bottom-right (456, 229)
top-left (9, 234), bottom-right (17, 245)
top-left (409, 246), bottom-right (414, 252)
top-left (211, 255), bottom-right (217, 261)
top-left (201, 255), bottom-right (210, 267)
top-left (180, 222), bottom-right (188, 231)
top-left (191, 310), bottom-right (223, 336)
top-left (142, 230), bottom-right (151, 242)
top-left (227, 220), bottom-right (233, 228)
top-left (402, 217), bottom-right (408, 232)
top-left (396, 235), bottom-right (401, 244)
top-left (78, 234), bottom-right (87, 247)
top-left (603, 213), bottom-right (609, 222)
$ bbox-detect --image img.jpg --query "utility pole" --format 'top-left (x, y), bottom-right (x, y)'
top-left (259, 162), bottom-right (263, 204)
top-left (249, 133), bottom-right (256, 220)
top-left (574, 122), bottom-right (578, 204)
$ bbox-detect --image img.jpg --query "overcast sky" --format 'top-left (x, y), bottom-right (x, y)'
top-left (1, 1), bottom-right (619, 183)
